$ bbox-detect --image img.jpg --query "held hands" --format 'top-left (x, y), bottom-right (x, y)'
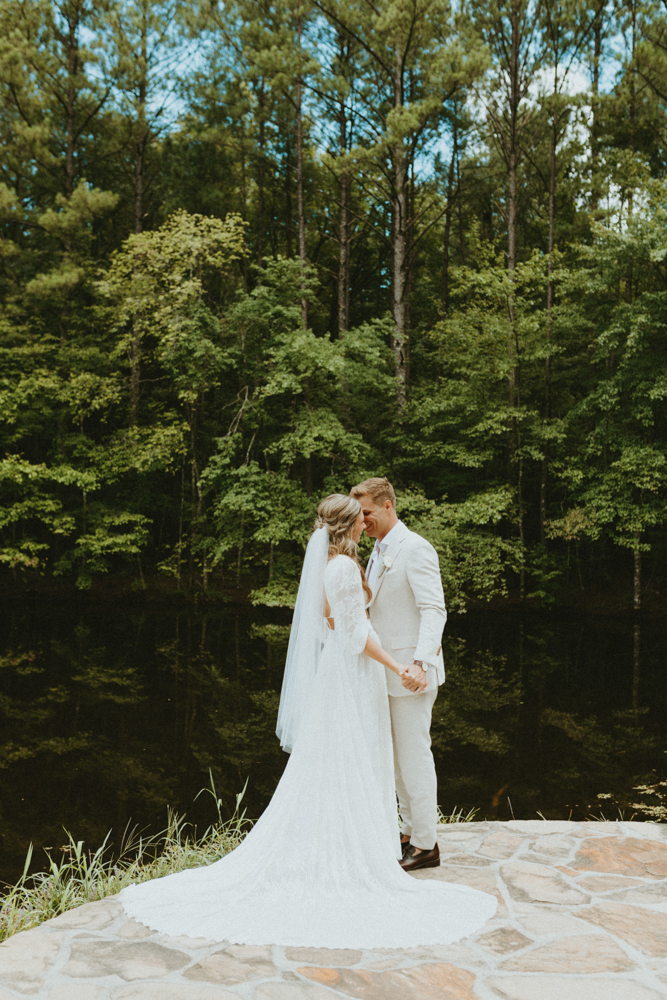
top-left (398, 661), bottom-right (429, 693)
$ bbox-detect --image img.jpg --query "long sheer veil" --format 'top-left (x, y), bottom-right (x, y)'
top-left (276, 526), bottom-right (329, 753)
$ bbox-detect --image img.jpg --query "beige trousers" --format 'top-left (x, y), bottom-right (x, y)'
top-left (389, 686), bottom-right (439, 850)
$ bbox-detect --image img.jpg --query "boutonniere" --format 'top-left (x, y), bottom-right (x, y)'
top-left (382, 553), bottom-right (393, 570)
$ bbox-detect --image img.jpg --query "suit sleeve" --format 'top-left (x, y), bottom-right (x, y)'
top-left (405, 536), bottom-right (447, 666)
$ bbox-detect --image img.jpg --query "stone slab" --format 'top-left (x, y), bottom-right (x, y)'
top-left (254, 984), bottom-right (341, 999)
top-left (117, 918), bottom-right (155, 940)
top-left (400, 941), bottom-right (486, 967)
top-left (47, 988), bottom-right (103, 1000)
top-left (505, 821), bottom-right (576, 834)
top-left (516, 912), bottom-right (598, 938)
top-left (579, 902), bottom-right (667, 956)
top-left (486, 976), bottom-right (664, 1000)
top-left (524, 834), bottom-right (577, 858)
top-left (573, 837), bottom-right (667, 879)
top-left (501, 861), bottom-right (589, 904)
top-left (499, 933), bottom-right (634, 972)
top-left (477, 832), bottom-right (524, 860)
top-left (48, 897), bottom-right (124, 930)
top-left (576, 874), bottom-right (646, 893)
top-left (609, 881), bottom-right (667, 904)
top-left (0, 927), bottom-right (64, 994)
top-left (297, 962), bottom-right (478, 999)
top-left (183, 946), bottom-right (276, 984)
top-left (477, 928), bottom-right (533, 954)
top-left (112, 986), bottom-right (240, 999)
top-left (285, 948), bottom-right (361, 965)
top-left (62, 939), bottom-right (191, 979)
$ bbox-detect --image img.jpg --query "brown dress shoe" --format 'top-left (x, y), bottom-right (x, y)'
top-left (400, 839), bottom-right (412, 859)
top-left (399, 842), bottom-right (440, 872)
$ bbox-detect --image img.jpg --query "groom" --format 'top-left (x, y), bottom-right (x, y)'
top-left (350, 477), bottom-right (446, 872)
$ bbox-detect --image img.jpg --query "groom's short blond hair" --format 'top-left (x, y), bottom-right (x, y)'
top-left (350, 476), bottom-right (396, 508)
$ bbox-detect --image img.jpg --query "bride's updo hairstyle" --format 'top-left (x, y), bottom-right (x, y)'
top-left (314, 493), bottom-right (372, 602)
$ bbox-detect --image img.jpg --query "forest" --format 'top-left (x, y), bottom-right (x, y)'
top-left (1, 0), bottom-right (667, 613)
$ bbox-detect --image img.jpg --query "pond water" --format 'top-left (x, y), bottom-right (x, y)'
top-left (1, 596), bottom-right (666, 885)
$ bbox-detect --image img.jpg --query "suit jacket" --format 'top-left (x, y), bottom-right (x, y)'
top-left (367, 521), bottom-right (447, 697)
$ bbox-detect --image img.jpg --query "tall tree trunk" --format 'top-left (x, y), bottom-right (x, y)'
top-left (405, 154), bottom-right (415, 356)
top-left (541, 53), bottom-right (559, 545)
top-left (632, 622), bottom-right (641, 709)
top-left (338, 171), bottom-right (350, 334)
top-left (133, 7), bottom-right (147, 236)
top-left (189, 407), bottom-right (199, 590)
top-left (506, 2), bottom-right (519, 409)
top-left (65, 6), bottom-right (79, 199)
top-left (628, 0), bottom-right (637, 220)
top-left (130, 8), bottom-right (148, 427)
top-left (130, 325), bottom-right (141, 426)
top-left (507, 2), bottom-right (523, 597)
top-left (590, 0), bottom-right (605, 212)
top-left (441, 118), bottom-right (458, 313)
top-left (337, 87), bottom-right (350, 334)
top-left (236, 515), bottom-right (244, 589)
top-left (240, 115), bottom-right (248, 292)
top-left (257, 82), bottom-right (266, 272)
top-left (507, 3), bottom-right (519, 377)
top-left (177, 462), bottom-right (185, 590)
top-left (391, 154), bottom-right (408, 405)
top-left (633, 525), bottom-right (641, 709)
top-left (391, 51), bottom-right (408, 407)
top-left (133, 145), bottom-right (144, 235)
top-left (285, 139), bottom-right (293, 258)
top-left (296, 14), bottom-right (307, 328)
top-left (457, 151), bottom-right (466, 264)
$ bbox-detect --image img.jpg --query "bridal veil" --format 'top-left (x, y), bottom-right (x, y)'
top-left (276, 525), bottom-right (328, 753)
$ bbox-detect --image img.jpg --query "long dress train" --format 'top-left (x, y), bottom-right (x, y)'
top-left (121, 555), bottom-right (496, 947)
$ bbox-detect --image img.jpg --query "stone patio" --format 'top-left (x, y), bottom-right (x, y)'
top-left (2, 820), bottom-right (667, 999)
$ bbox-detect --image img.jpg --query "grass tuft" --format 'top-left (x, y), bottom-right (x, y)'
top-left (437, 804), bottom-right (479, 824)
top-left (0, 776), bottom-right (251, 943)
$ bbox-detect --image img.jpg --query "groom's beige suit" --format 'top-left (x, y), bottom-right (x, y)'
top-left (367, 520), bottom-right (446, 850)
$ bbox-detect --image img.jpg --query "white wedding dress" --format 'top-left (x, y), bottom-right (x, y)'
top-left (121, 546), bottom-right (496, 947)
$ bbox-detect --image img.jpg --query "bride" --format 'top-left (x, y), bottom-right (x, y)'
top-left (121, 494), bottom-right (496, 948)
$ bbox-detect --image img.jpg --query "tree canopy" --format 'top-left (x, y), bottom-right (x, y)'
top-left (1, 0), bottom-right (667, 611)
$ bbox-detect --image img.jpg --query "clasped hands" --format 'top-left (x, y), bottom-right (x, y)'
top-left (399, 661), bottom-right (429, 693)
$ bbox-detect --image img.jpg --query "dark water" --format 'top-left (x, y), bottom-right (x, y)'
top-left (1, 597), bottom-right (666, 885)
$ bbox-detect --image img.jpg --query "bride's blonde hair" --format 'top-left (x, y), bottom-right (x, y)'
top-left (313, 494), bottom-right (372, 603)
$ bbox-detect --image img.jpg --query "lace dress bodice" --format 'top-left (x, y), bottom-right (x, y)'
top-left (324, 555), bottom-right (376, 654)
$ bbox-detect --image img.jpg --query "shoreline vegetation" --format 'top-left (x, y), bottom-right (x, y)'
top-left (0, 781), bottom-right (250, 944)
top-left (0, 779), bottom-right (477, 944)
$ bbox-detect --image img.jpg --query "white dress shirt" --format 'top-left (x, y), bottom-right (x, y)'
top-left (366, 520), bottom-right (403, 596)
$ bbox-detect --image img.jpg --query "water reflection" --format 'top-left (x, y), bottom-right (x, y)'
top-left (1, 599), bottom-right (665, 884)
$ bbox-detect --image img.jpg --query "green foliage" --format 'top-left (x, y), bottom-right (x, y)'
top-left (398, 488), bottom-right (521, 612)
top-left (2, 0), bottom-right (667, 610)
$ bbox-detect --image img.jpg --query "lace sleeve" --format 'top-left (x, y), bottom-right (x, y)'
top-left (325, 556), bottom-right (371, 656)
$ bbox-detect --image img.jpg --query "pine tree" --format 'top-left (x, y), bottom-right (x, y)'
top-left (315, 0), bottom-right (485, 402)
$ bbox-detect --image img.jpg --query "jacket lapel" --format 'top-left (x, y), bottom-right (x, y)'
top-left (367, 523), bottom-right (409, 608)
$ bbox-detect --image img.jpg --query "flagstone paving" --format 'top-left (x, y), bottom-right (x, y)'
top-left (2, 820), bottom-right (667, 999)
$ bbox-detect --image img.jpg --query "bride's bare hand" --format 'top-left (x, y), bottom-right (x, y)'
top-left (399, 666), bottom-right (423, 692)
